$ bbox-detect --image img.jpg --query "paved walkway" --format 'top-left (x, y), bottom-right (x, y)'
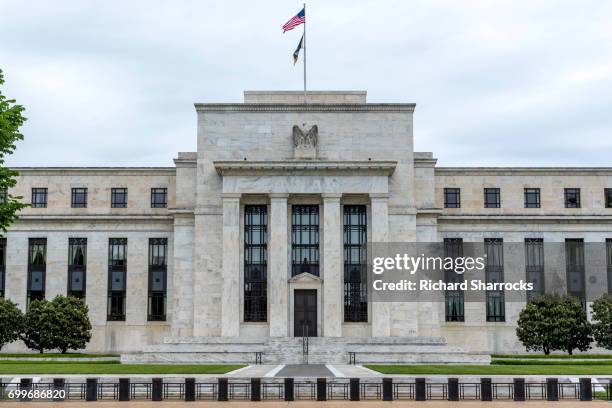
top-left (225, 364), bottom-right (380, 378)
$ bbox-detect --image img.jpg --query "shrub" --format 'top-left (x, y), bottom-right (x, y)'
top-left (592, 293), bottom-right (612, 350)
top-left (0, 298), bottom-right (24, 350)
top-left (20, 299), bottom-right (55, 353)
top-left (49, 296), bottom-right (92, 354)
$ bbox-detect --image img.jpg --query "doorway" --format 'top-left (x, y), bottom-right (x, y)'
top-left (294, 289), bottom-right (317, 337)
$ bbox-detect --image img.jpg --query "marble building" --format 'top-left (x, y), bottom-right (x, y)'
top-left (2, 91), bottom-right (612, 362)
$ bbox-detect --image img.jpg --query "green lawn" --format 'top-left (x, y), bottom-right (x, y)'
top-left (0, 361), bottom-right (244, 375)
top-left (492, 354), bottom-right (612, 360)
top-left (493, 359), bottom-right (612, 366)
top-left (0, 353), bottom-right (118, 358)
top-left (366, 364), bottom-right (612, 375)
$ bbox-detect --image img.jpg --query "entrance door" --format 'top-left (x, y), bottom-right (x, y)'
top-left (294, 290), bottom-right (317, 337)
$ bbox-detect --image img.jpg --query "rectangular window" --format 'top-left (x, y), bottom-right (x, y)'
top-left (485, 238), bottom-right (505, 322)
top-left (444, 188), bottom-right (460, 208)
top-left (111, 188), bottom-right (128, 208)
top-left (344, 205), bottom-right (367, 322)
top-left (0, 187), bottom-right (6, 204)
top-left (564, 188), bottom-right (581, 208)
top-left (27, 238), bottom-right (46, 305)
top-left (444, 238), bottom-right (464, 322)
top-left (151, 188), bottom-right (167, 208)
top-left (291, 205), bottom-right (320, 276)
top-left (107, 238), bottom-right (127, 321)
top-left (607, 239), bottom-right (612, 294)
top-left (244, 205), bottom-right (267, 322)
top-left (71, 188), bottom-right (88, 208)
top-left (67, 238), bottom-right (87, 299)
top-left (484, 188), bottom-right (501, 208)
top-left (31, 188), bottom-right (48, 208)
top-left (566, 238), bottom-right (585, 306)
top-left (0, 238), bottom-right (6, 298)
top-left (606, 189), bottom-right (612, 209)
top-left (148, 238), bottom-right (167, 321)
top-left (524, 188), bottom-right (541, 208)
top-left (525, 238), bottom-right (545, 300)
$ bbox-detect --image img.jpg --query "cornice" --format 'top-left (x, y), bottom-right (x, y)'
top-left (436, 167), bottom-right (612, 176)
top-left (214, 160), bottom-right (397, 176)
top-left (12, 167), bottom-right (176, 176)
top-left (195, 103), bottom-right (415, 113)
top-left (14, 214), bottom-right (173, 222)
top-left (438, 214), bottom-right (612, 224)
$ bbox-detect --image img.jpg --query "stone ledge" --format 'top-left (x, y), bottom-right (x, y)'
top-left (214, 160), bottom-right (397, 176)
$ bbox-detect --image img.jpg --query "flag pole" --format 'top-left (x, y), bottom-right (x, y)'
top-left (303, 2), bottom-right (307, 104)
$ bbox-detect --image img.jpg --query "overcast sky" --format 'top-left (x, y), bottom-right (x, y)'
top-left (1, 0), bottom-right (611, 167)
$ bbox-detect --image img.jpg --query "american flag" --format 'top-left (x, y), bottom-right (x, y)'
top-left (282, 8), bottom-right (305, 33)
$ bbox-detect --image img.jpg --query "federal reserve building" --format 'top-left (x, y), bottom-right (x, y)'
top-left (3, 91), bottom-right (612, 364)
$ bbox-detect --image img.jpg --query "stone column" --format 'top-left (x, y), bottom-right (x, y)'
top-left (221, 193), bottom-right (241, 337)
top-left (323, 194), bottom-right (343, 337)
top-left (171, 213), bottom-right (195, 337)
top-left (370, 193), bottom-right (391, 337)
top-left (269, 194), bottom-right (289, 337)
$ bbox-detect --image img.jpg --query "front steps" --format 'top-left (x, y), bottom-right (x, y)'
top-left (121, 336), bottom-right (490, 365)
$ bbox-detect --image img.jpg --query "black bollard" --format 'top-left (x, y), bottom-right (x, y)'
top-left (251, 378), bottom-right (261, 401)
top-left (349, 378), bottom-right (360, 401)
top-left (382, 378), bottom-right (393, 401)
top-left (85, 378), bottom-right (98, 401)
top-left (579, 378), bottom-right (592, 401)
top-left (447, 378), bottom-right (459, 401)
top-left (513, 378), bottom-right (525, 401)
top-left (284, 378), bottom-right (294, 401)
top-left (546, 378), bottom-right (558, 401)
top-left (316, 378), bottom-right (327, 401)
top-left (20, 378), bottom-right (32, 402)
top-left (415, 378), bottom-right (426, 401)
top-left (480, 378), bottom-right (492, 401)
top-left (53, 378), bottom-right (65, 402)
top-left (119, 378), bottom-right (130, 401)
top-left (152, 378), bottom-right (163, 401)
top-left (217, 378), bottom-right (228, 401)
top-left (184, 378), bottom-right (195, 402)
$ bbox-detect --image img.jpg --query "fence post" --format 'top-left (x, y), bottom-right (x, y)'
top-left (217, 378), bottom-right (228, 401)
top-left (85, 378), bottom-right (97, 401)
top-left (349, 378), bottom-right (360, 401)
top-left (546, 378), bottom-right (558, 401)
top-left (382, 378), bottom-right (393, 401)
top-left (251, 378), bottom-right (261, 401)
top-left (447, 378), bottom-right (459, 401)
top-left (184, 378), bottom-right (195, 402)
top-left (20, 378), bottom-right (32, 402)
top-left (152, 378), bottom-right (163, 401)
top-left (53, 378), bottom-right (65, 402)
top-left (415, 378), bottom-right (426, 401)
top-left (316, 378), bottom-right (327, 401)
top-left (119, 378), bottom-right (130, 401)
top-left (481, 378), bottom-right (492, 401)
top-left (579, 378), bottom-right (592, 401)
top-left (513, 378), bottom-right (525, 401)
top-left (284, 378), bottom-right (294, 401)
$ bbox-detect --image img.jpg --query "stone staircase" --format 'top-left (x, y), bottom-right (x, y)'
top-left (122, 336), bottom-right (490, 365)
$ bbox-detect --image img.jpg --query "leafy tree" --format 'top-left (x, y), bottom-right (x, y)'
top-left (0, 298), bottom-right (24, 350)
top-left (591, 293), bottom-right (612, 350)
top-left (557, 296), bottom-right (592, 355)
top-left (48, 296), bottom-right (92, 353)
top-left (20, 299), bottom-right (56, 353)
top-left (0, 69), bottom-right (28, 233)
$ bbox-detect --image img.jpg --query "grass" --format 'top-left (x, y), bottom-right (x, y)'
top-left (365, 364), bottom-right (612, 375)
top-left (0, 361), bottom-right (244, 375)
top-left (492, 354), bottom-right (612, 360)
top-left (493, 359), bottom-right (612, 366)
top-left (0, 353), bottom-right (118, 358)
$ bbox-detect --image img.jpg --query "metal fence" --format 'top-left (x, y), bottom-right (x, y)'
top-left (0, 377), bottom-right (610, 402)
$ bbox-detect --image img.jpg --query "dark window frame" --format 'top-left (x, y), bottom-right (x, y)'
top-left (27, 238), bottom-right (47, 306)
top-left (343, 205), bottom-right (368, 323)
top-left (151, 188), bottom-right (168, 208)
top-left (71, 188), bottom-right (88, 208)
top-left (564, 188), bottom-right (581, 208)
top-left (605, 189), bottom-right (612, 209)
top-left (444, 188), bottom-right (461, 208)
top-left (524, 188), bottom-right (541, 209)
top-left (607, 239), bottom-right (612, 294)
top-left (31, 188), bottom-right (48, 208)
top-left (525, 238), bottom-right (545, 301)
top-left (107, 238), bottom-right (127, 321)
top-left (0, 238), bottom-right (6, 298)
top-left (0, 187), bottom-right (6, 204)
top-left (485, 238), bottom-right (505, 322)
top-left (67, 238), bottom-right (87, 299)
top-left (444, 238), bottom-right (464, 322)
top-left (565, 238), bottom-right (585, 306)
top-left (484, 188), bottom-right (501, 208)
top-left (111, 188), bottom-right (128, 208)
top-left (244, 205), bottom-right (268, 322)
top-left (291, 205), bottom-right (320, 276)
top-left (148, 238), bottom-right (167, 321)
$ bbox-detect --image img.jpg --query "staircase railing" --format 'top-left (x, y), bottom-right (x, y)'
top-left (302, 324), bottom-right (309, 364)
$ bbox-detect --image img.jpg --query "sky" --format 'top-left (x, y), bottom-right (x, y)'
top-left (1, 0), bottom-right (611, 167)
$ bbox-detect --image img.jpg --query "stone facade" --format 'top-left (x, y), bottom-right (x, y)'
top-left (2, 91), bottom-right (612, 357)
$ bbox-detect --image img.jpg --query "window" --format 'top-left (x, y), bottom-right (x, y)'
top-left (485, 238), bottom-right (505, 322)
top-left (344, 205), bottom-right (367, 322)
top-left (291, 205), bottom-right (320, 276)
top-left (484, 188), bottom-right (501, 208)
top-left (524, 188), bottom-right (541, 208)
top-left (68, 238), bottom-right (87, 299)
top-left (444, 188), bottom-right (460, 208)
top-left (31, 188), bottom-right (48, 208)
top-left (27, 238), bottom-right (46, 305)
top-left (148, 238), bottom-right (167, 321)
top-left (0, 187), bottom-right (7, 204)
top-left (564, 188), bottom-right (581, 208)
top-left (566, 239), bottom-right (585, 306)
top-left (244, 205), bottom-right (267, 322)
top-left (0, 238), bottom-right (5, 298)
top-left (444, 238), bottom-right (464, 322)
top-left (525, 238), bottom-right (545, 300)
top-left (606, 189), bottom-right (612, 209)
top-left (151, 188), bottom-right (167, 208)
top-left (71, 188), bottom-right (87, 208)
top-left (607, 239), bottom-right (612, 293)
top-left (111, 188), bottom-right (128, 208)
top-left (107, 238), bottom-right (127, 321)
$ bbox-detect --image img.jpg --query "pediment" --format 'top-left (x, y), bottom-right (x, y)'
top-left (289, 272), bottom-right (323, 284)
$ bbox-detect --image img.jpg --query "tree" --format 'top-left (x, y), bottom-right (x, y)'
top-left (0, 298), bottom-right (23, 350)
top-left (0, 68), bottom-right (28, 233)
top-left (557, 296), bottom-right (592, 355)
top-left (20, 299), bottom-right (55, 353)
top-left (48, 296), bottom-right (92, 353)
top-left (591, 293), bottom-right (612, 350)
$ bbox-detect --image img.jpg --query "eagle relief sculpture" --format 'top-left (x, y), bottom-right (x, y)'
top-left (292, 124), bottom-right (318, 159)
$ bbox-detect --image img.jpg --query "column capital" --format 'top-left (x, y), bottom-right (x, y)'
top-left (269, 193), bottom-right (289, 200)
top-left (370, 193), bottom-right (389, 201)
top-left (322, 193), bottom-right (343, 201)
top-left (221, 193), bottom-right (241, 200)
